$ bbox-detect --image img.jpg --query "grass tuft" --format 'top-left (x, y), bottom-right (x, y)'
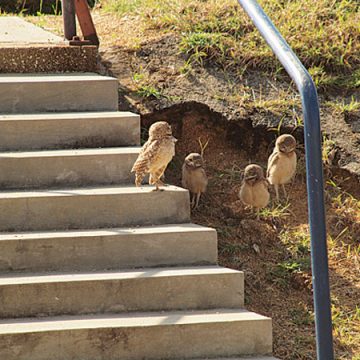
top-left (132, 71), bottom-right (165, 99)
top-left (136, 85), bottom-right (163, 99)
top-left (104, 0), bottom-right (360, 80)
top-left (258, 202), bottom-right (291, 220)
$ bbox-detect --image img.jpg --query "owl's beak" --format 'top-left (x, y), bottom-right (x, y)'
top-left (245, 175), bottom-right (257, 181)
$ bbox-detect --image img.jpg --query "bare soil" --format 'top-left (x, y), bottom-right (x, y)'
top-left (162, 109), bottom-right (359, 360)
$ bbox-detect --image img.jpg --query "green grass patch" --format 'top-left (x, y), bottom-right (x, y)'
top-left (326, 96), bottom-right (360, 115)
top-left (332, 301), bottom-right (360, 352)
top-left (104, 0), bottom-right (359, 84)
top-left (132, 71), bottom-right (165, 99)
top-left (136, 85), bottom-right (163, 99)
top-left (179, 32), bottom-right (233, 66)
top-left (258, 202), bottom-right (291, 221)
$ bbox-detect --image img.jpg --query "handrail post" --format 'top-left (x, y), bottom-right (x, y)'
top-left (236, 1), bottom-right (334, 359)
top-left (62, 0), bottom-right (76, 41)
top-left (74, 0), bottom-right (100, 46)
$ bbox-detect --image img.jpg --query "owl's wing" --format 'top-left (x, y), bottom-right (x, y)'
top-left (131, 140), bottom-right (161, 173)
top-left (199, 168), bottom-right (208, 185)
top-left (264, 178), bottom-right (270, 189)
top-left (267, 151), bottom-right (280, 178)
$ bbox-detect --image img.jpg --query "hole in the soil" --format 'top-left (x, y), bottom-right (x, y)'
top-left (142, 101), bottom-right (360, 198)
top-left (142, 101), bottom-right (304, 152)
top-left (142, 101), bottom-right (310, 221)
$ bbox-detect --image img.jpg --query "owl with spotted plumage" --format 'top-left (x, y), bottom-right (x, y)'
top-left (131, 121), bottom-right (177, 191)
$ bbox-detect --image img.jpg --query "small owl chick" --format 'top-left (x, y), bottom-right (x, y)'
top-left (239, 164), bottom-right (270, 209)
top-left (267, 134), bottom-right (297, 201)
top-left (182, 153), bottom-right (208, 209)
top-left (131, 121), bottom-right (177, 191)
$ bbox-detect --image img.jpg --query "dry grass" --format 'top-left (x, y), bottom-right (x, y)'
top-left (103, 0), bottom-right (360, 87)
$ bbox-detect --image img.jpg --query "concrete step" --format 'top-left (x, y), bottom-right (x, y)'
top-left (0, 185), bottom-right (190, 232)
top-left (0, 147), bottom-right (140, 189)
top-left (0, 266), bottom-right (244, 318)
top-left (0, 309), bottom-right (272, 360)
top-left (0, 112), bottom-right (140, 150)
top-left (0, 17), bottom-right (97, 73)
top-left (0, 73), bottom-right (118, 113)
top-left (0, 44), bottom-right (98, 74)
top-left (0, 224), bottom-right (217, 272)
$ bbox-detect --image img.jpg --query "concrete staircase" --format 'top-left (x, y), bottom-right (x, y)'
top-left (0, 73), bottom-right (278, 360)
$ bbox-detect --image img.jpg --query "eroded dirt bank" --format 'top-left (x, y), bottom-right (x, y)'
top-left (100, 28), bottom-right (360, 180)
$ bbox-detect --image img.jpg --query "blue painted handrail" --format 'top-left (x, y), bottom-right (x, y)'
top-left (236, 1), bottom-right (334, 359)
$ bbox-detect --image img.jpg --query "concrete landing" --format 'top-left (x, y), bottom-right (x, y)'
top-left (0, 17), bottom-right (97, 73)
top-left (0, 17), bottom-right (63, 44)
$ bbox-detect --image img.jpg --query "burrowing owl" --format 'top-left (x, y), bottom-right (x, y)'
top-left (131, 121), bottom-right (177, 191)
top-left (267, 134), bottom-right (297, 201)
top-left (239, 164), bottom-right (270, 209)
top-left (182, 153), bottom-right (208, 209)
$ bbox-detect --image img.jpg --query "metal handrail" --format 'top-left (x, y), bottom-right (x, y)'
top-left (236, 1), bottom-right (334, 359)
top-left (62, 0), bottom-right (99, 46)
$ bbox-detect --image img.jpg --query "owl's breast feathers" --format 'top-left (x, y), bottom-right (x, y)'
top-left (267, 150), bottom-right (296, 184)
top-left (131, 137), bottom-right (176, 174)
top-left (240, 180), bottom-right (269, 209)
top-left (182, 166), bottom-right (207, 193)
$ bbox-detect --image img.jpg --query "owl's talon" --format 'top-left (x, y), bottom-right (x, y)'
top-left (152, 187), bottom-right (165, 192)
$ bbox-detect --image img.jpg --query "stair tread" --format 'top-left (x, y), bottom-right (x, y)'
top-left (0, 73), bottom-right (118, 114)
top-left (0, 309), bottom-right (270, 334)
top-left (0, 184), bottom-right (187, 198)
top-left (0, 111), bottom-right (138, 121)
top-left (0, 223), bottom-right (217, 272)
top-left (0, 73), bottom-right (116, 83)
top-left (0, 147), bottom-right (140, 158)
top-left (0, 223), bottom-right (214, 240)
top-left (0, 266), bottom-right (241, 285)
top-left (0, 110), bottom-right (140, 151)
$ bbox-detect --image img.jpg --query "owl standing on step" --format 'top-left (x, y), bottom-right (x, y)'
top-left (182, 153), bottom-right (208, 209)
top-left (239, 164), bottom-right (270, 209)
top-left (131, 121), bottom-right (177, 191)
top-left (267, 134), bottom-right (297, 201)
